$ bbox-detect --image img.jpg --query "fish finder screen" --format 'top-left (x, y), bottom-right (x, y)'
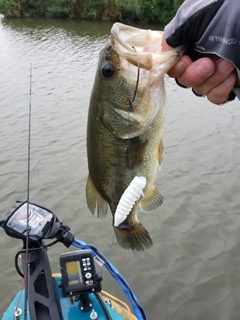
top-left (66, 261), bottom-right (83, 286)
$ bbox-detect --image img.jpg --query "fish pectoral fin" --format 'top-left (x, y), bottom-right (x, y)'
top-left (158, 138), bottom-right (164, 168)
top-left (140, 186), bottom-right (163, 212)
top-left (114, 223), bottom-right (153, 251)
top-left (86, 174), bottom-right (108, 218)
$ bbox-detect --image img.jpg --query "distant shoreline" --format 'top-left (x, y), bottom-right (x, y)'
top-left (0, 0), bottom-right (183, 25)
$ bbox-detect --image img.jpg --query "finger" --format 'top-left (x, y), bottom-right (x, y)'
top-left (207, 72), bottom-right (237, 105)
top-left (177, 57), bottom-right (215, 87)
top-left (161, 35), bottom-right (174, 52)
top-left (167, 55), bottom-right (192, 78)
top-left (192, 59), bottom-right (236, 95)
top-left (161, 35), bottom-right (193, 79)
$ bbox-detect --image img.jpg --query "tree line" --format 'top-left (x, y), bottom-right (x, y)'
top-left (0, 0), bottom-right (183, 24)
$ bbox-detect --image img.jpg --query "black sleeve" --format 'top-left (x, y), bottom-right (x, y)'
top-left (166, 0), bottom-right (225, 48)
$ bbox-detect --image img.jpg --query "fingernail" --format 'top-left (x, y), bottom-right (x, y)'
top-left (217, 59), bottom-right (235, 73)
top-left (224, 73), bottom-right (236, 84)
top-left (196, 61), bottom-right (214, 77)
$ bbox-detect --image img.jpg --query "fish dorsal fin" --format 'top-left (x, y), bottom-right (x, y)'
top-left (86, 174), bottom-right (108, 218)
top-left (140, 186), bottom-right (163, 212)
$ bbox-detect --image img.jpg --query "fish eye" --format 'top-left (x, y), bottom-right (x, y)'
top-left (102, 62), bottom-right (115, 78)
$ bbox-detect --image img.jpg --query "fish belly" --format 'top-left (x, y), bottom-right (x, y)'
top-left (86, 110), bottom-right (164, 251)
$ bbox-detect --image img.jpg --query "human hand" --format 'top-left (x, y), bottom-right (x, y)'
top-left (162, 36), bottom-right (237, 105)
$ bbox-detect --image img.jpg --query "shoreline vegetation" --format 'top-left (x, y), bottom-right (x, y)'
top-left (0, 0), bottom-right (183, 24)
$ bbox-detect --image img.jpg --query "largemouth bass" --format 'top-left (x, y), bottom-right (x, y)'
top-left (86, 23), bottom-right (182, 251)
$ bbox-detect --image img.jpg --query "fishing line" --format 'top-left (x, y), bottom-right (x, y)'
top-left (127, 110), bottom-right (131, 183)
top-left (129, 46), bottom-right (140, 107)
top-left (106, 230), bottom-right (116, 261)
top-left (127, 46), bottom-right (140, 180)
top-left (111, 47), bottom-right (141, 248)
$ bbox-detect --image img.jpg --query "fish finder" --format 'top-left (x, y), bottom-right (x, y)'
top-left (0, 201), bottom-right (74, 247)
top-left (59, 250), bottom-right (102, 297)
top-left (0, 201), bottom-right (54, 240)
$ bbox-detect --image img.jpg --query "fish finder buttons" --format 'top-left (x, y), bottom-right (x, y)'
top-left (59, 249), bottom-right (102, 297)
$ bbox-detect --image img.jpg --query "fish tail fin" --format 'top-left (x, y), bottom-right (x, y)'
top-left (114, 223), bottom-right (153, 251)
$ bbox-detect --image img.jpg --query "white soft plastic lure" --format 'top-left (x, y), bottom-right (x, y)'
top-left (114, 176), bottom-right (146, 227)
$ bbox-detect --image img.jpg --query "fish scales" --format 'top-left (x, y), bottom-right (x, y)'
top-left (86, 23), bottom-right (182, 251)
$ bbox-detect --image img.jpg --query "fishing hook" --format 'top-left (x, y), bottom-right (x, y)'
top-left (128, 46), bottom-right (140, 111)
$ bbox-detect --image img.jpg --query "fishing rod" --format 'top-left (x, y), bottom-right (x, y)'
top-left (24, 63), bottom-right (32, 320)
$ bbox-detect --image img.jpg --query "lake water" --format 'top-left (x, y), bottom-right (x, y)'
top-left (0, 16), bottom-right (240, 320)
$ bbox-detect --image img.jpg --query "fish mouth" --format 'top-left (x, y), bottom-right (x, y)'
top-left (110, 22), bottom-right (183, 72)
top-left (104, 23), bottom-right (184, 139)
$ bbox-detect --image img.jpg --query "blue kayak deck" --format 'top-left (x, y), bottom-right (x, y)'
top-left (2, 276), bottom-right (125, 320)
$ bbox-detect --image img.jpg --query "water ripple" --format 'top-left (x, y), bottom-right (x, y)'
top-left (1, 17), bottom-right (240, 320)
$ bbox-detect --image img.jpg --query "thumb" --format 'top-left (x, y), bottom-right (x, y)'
top-left (162, 34), bottom-right (174, 52)
top-left (162, 34), bottom-right (192, 78)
